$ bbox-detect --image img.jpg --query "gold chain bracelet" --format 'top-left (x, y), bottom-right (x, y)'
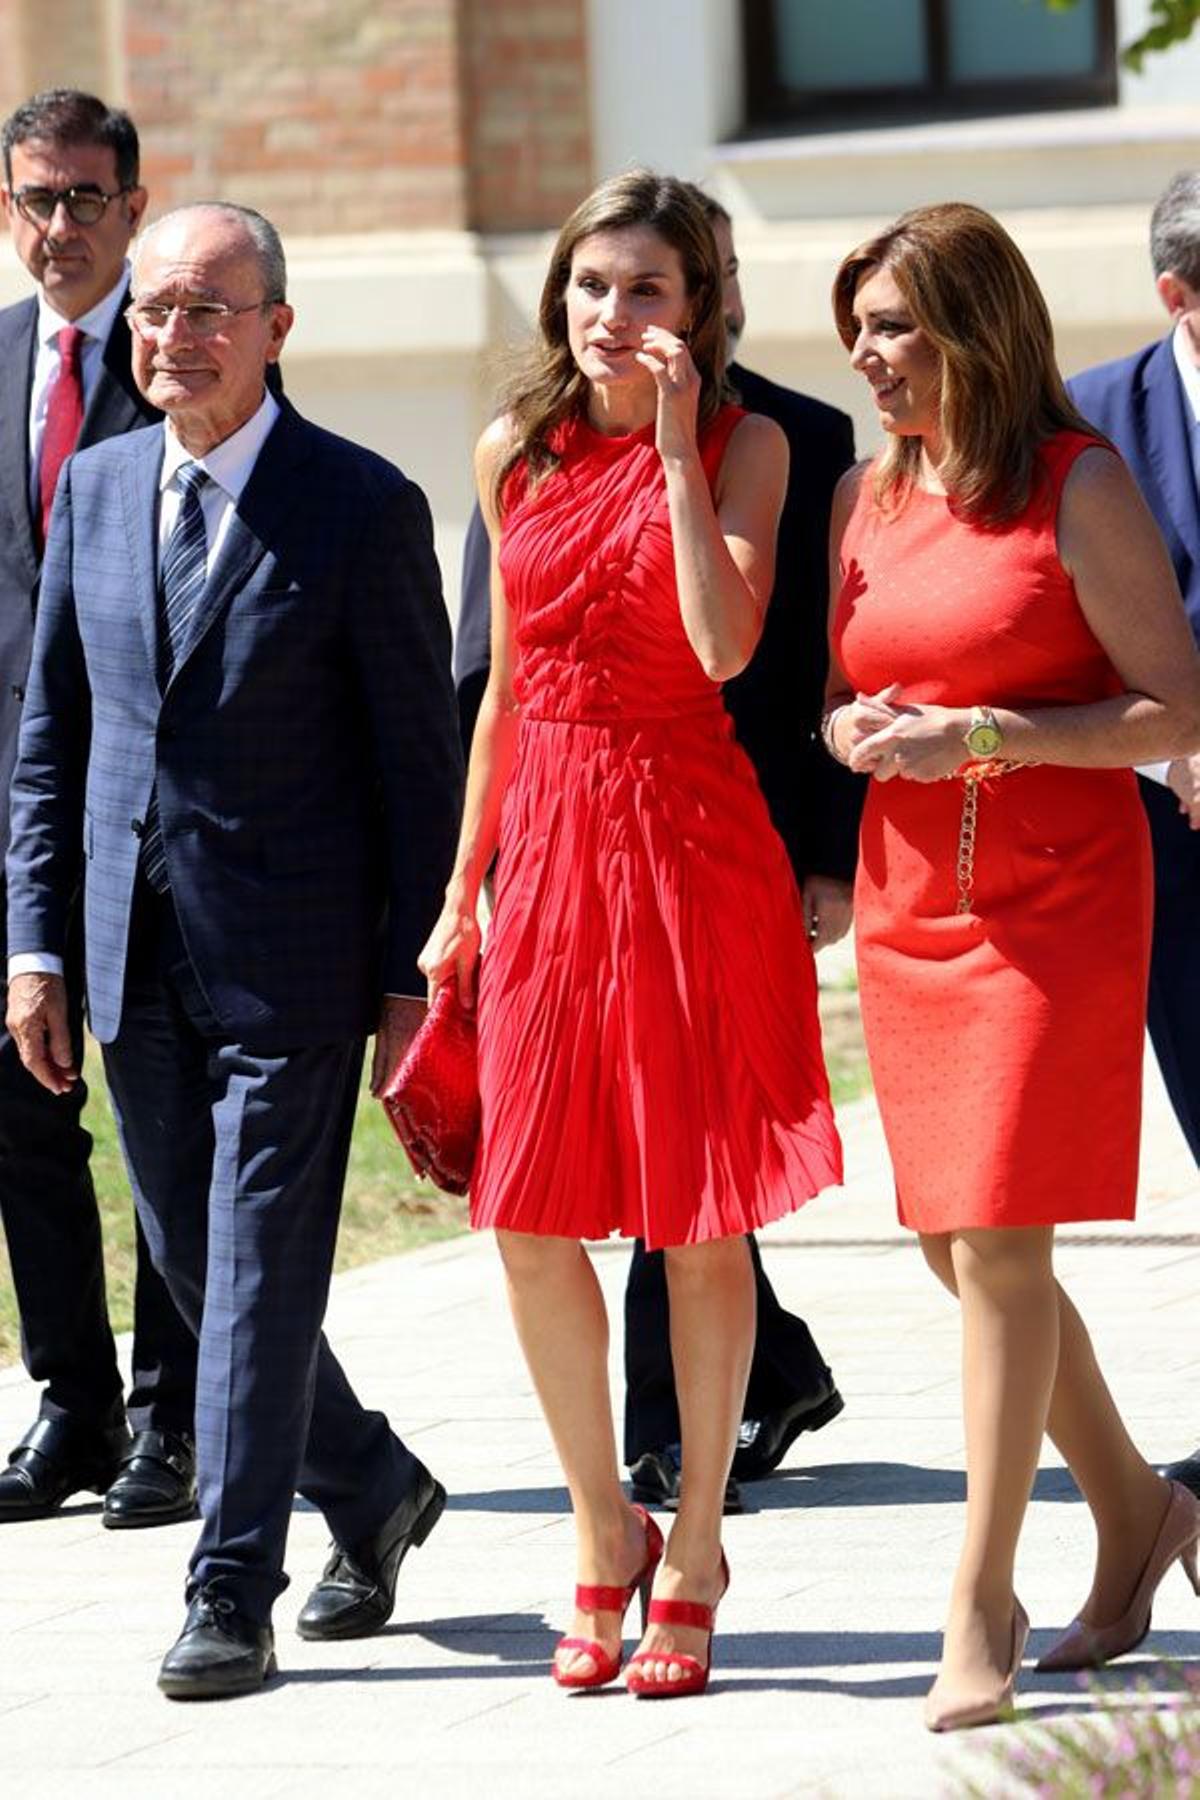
top-left (950, 761), bottom-right (1027, 915)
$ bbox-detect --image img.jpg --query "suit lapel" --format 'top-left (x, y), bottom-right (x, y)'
top-left (168, 400), bottom-right (312, 684)
top-left (0, 300), bottom-right (39, 578)
top-left (1139, 336), bottom-right (1200, 568)
top-left (119, 427), bottom-right (167, 684)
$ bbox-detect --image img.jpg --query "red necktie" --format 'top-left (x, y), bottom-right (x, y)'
top-left (39, 325), bottom-right (85, 548)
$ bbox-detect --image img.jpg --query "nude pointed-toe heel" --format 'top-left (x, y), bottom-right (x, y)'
top-left (1035, 1480), bottom-right (1200, 1674)
top-left (924, 1600), bottom-right (1029, 1734)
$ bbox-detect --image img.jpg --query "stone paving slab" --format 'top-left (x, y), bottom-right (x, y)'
top-left (1, 1045), bottom-right (1198, 1798)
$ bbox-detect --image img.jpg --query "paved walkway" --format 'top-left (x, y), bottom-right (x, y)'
top-left (1, 1043), bottom-right (1198, 1798)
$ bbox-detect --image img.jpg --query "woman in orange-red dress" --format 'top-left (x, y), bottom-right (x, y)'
top-left (420, 172), bottom-right (840, 1699)
top-left (825, 203), bottom-right (1200, 1731)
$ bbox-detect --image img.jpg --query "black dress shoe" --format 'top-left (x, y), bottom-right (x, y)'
top-left (103, 1429), bottom-right (197, 1530)
top-left (158, 1586), bottom-right (276, 1700)
top-left (628, 1442), bottom-right (744, 1515)
top-left (0, 1415), bottom-right (130, 1521)
top-left (296, 1462), bottom-right (446, 1640)
top-left (732, 1379), bottom-right (845, 1481)
top-left (1162, 1449), bottom-right (1200, 1500)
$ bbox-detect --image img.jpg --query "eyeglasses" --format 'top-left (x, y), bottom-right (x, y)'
top-left (13, 184), bottom-right (132, 227)
top-left (124, 299), bottom-right (280, 340)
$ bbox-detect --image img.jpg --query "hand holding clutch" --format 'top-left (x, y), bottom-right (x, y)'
top-left (380, 982), bottom-right (481, 1195)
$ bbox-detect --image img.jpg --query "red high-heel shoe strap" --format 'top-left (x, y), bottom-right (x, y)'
top-left (552, 1507), bottom-right (664, 1691)
top-left (645, 1596), bottom-right (714, 1631)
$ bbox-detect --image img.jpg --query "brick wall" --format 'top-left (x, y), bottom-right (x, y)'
top-left (1, 0), bottom-right (593, 236)
top-left (123, 0), bottom-right (470, 233)
top-left (459, 0), bottom-right (593, 232)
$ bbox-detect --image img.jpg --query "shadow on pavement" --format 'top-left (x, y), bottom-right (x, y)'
top-left (749, 1462), bottom-right (1080, 1508)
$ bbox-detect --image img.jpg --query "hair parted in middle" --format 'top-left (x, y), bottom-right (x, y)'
top-left (832, 201), bottom-right (1100, 526)
top-left (493, 168), bottom-right (731, 512)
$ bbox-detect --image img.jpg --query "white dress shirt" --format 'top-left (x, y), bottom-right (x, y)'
top-left (27, 269), bottom-right (129, 516)
top-left (8, 390), bottom-right (281, 981)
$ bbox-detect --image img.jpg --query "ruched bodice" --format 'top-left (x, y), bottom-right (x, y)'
top-left (500, 413), bottom-right (737, 723)
top-left (471, 402), bottom-right (842, 1248)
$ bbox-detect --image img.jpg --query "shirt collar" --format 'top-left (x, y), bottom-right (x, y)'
top-left (160, 389), bottom-right (281, 500)
top-left (36, 263), bottom-right (129, 349)
top-left (1171, 321), bottom-right (1200, 428)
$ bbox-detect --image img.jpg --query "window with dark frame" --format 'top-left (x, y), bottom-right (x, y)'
top-left (742, 0), bottom-right (1118, 134)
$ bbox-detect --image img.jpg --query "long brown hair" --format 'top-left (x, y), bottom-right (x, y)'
top-left (832, 202), bottom-right (1098, 524)
top-left (493, 169), bottom-right (730, 512)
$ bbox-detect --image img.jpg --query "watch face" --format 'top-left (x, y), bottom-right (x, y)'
top-left (966, 723), bottom-right (1003, 758)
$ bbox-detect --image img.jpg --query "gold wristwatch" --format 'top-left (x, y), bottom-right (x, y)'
top-left (964, 705), bottom-right (1003, 760)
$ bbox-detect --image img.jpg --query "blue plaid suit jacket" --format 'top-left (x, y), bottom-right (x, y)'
top-left (1069, 335), bottom-right (1200, 637)
top-left (6, 398), bottom-right (463, 1047)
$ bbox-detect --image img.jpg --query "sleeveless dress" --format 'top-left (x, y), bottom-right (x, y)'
top-left (471, 404), bottom-right (842, 1249)
top-left (833, 431), bottom-right (1153, 1233)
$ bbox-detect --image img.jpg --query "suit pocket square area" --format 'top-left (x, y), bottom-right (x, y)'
top-left (380, 984), bottom-right (481, 1196)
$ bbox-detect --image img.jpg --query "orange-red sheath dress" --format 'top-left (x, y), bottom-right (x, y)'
top-left (471, 404), bottom-right (842, 1249)
top-left (832, 431), bottom-right (1153, 1232)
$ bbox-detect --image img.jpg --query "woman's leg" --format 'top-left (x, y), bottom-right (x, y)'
top-left (920, 1230), bottom-right (1171, 1631)
top-left (495, 1229), bottom-right (649, 1678)
top-left (930, 1226), bottom-right (1058, 1707)
top-left (630, 1234), bottom-right (755, 1682)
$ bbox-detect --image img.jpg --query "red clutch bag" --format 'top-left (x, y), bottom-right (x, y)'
top-left (380, 983), bottom-right (481, 1195)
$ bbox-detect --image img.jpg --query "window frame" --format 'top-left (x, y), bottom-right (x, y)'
top-left (741, 0), bottom-right (1119, 134)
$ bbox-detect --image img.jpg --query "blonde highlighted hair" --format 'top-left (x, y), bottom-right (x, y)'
top-left (832, 202), bottom-right (1099, 525)
top-left (493, 169), bottom-right (731, 512)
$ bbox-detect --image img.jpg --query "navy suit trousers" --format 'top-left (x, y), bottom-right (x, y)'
top-left (102, 883), bottom-right (417, 1622)
top-left (1142, 776), bottom-right (1200, 1163)
top-left (0, 894), bottom-right (194, 1433)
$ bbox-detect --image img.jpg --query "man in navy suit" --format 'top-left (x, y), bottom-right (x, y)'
top-left (0, 89), bottom-right (197, 1529)
top-left (1069, 171), bottom-right (1200, 1497)
top-left (455, 190), bottom-right (861, 1512)
top-left (6, 202), bottom-right (464, 1696)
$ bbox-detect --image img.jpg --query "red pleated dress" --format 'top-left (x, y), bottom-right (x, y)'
top-left (470, 404), bottom-right (842, 1249)
top-left (833, 432), bottom-right (1153, 1233)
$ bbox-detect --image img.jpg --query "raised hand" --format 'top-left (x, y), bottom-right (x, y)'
top-left (635, 325), bottom-right (701, 465)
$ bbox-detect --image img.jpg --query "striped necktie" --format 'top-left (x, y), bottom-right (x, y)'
top-left (158, 461), bottom-right (210, 683)
top-left (141, 462), bottom-right (210, 891)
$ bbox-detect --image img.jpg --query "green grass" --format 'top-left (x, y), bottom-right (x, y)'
top-left (0, 1041), bottom-right (467, 1369)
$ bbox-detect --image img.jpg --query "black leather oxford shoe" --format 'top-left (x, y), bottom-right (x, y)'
top-left (628, 1442), bottom-right (744, 1515)
top-left (1163, 1448), bottom-right (1200, 1501)
top-left (103, 1429), bottom-right (197, 1529)
top-left (0, 1415), bottom-right (130, 1521)
top-left (158, 1587), bottom-right (276, 1700)
top-left (296, 1462), bottom-right (446, 1640)
top-left (732, 1380), bottom-right (845, 1482)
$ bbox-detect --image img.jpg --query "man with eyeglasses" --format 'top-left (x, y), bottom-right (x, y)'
top-left (0, 89), bottom-right (199, 1531)
top-left (7, 200), bottom-right (463, 1697)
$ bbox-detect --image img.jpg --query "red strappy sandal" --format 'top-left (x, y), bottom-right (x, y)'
top-left (625, 1552), bottom-right (730, 1699)
top-left (553, 1505), bottom-right (664, 1690)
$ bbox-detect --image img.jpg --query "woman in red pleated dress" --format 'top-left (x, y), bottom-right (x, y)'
top-left (419, 171), bottom-right (841, 1698)
top-left (825, 203), bottom-right (1200, 1731)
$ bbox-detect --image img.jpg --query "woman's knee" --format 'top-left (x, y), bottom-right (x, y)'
top-left (951, 1225), bottom-right (1055, 1297)
top-left (495, 1227), bottom-right (582, 1285)
top-left (663, 1233), bottom-right (753, 1293)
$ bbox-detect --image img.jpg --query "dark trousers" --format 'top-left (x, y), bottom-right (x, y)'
top-left (101, 884), bottom-right (417, 1623)
top-left (1142, 776), bottom-right (1200, 1165)
top-left (623, 1235), bottom-right (832, 1464)
top-left (0, 894), bottom-right (194, 1435)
